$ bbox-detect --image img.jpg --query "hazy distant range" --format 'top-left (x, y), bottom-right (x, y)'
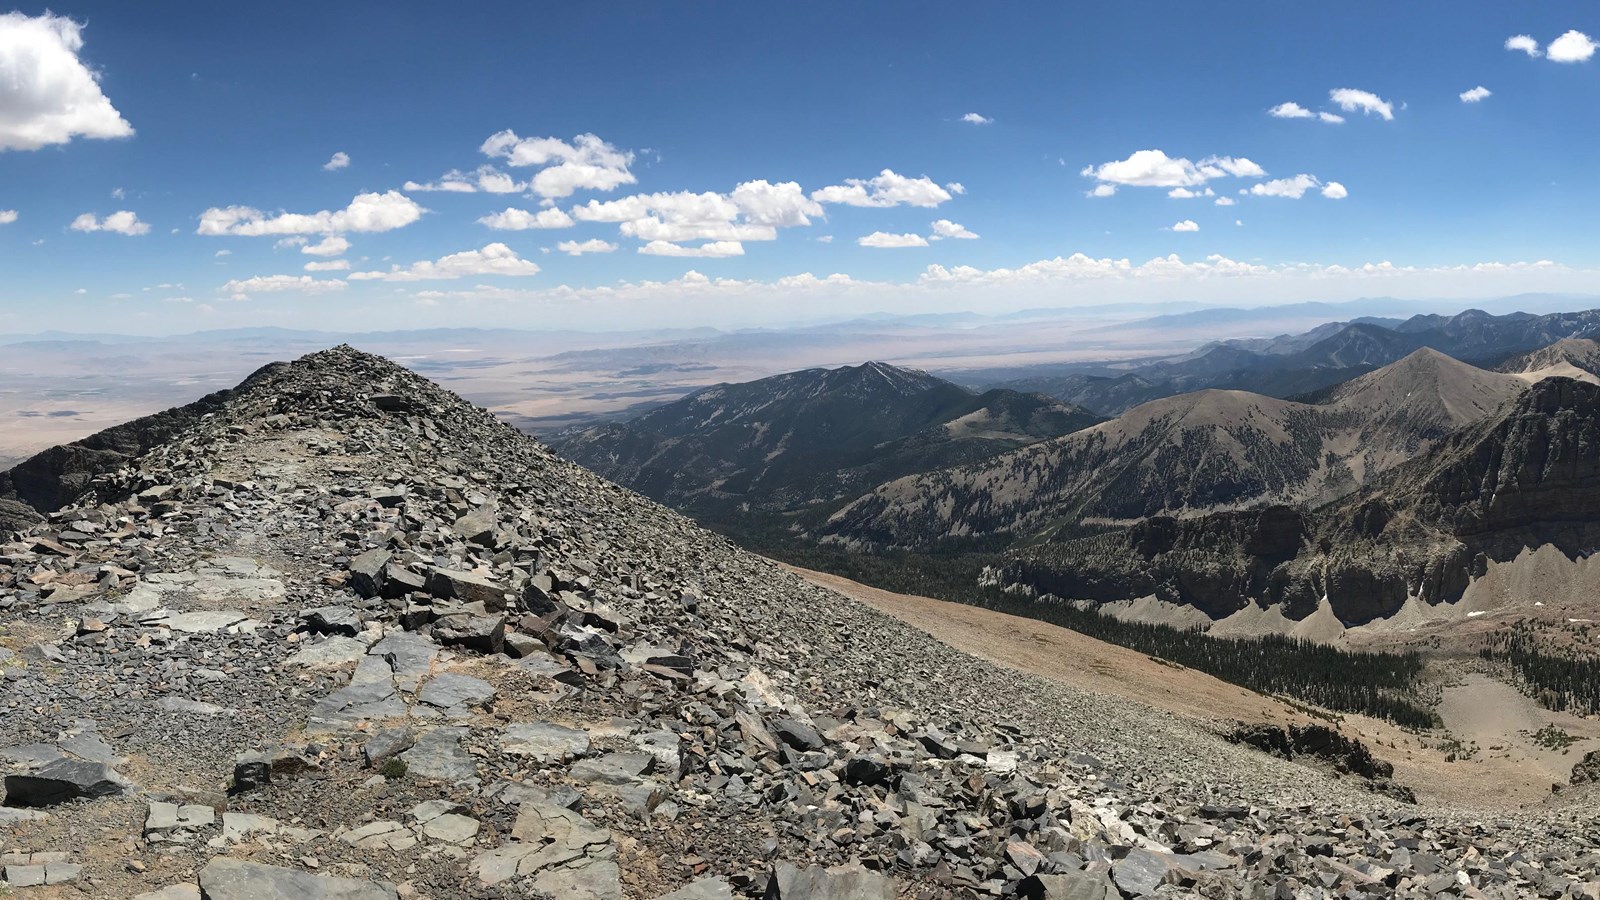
top-left (0, 293), bottom-right (1590, 465)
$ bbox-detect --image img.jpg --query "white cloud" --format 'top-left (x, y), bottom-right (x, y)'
top-left (403, 174), bottom-right (475, 193)
top-left (1214, 197), bottom-right (1235, 206)
top-left (1087, 184), bottom-right (1117, 198)
top-left (812, 169), bottom-right (953, 207)
top-left (323, 151), bottom-right (349, 171)
top-left (69, 210), bottom-right (149, 235)
top-left (405, 165), bottom-right (526, 194)
top-left (1329, 88), bottom-right (1395, 121)
top-left (1321, 181), bottom-right (1348, 199)
top-left (1270, 102), bottom-right (1343, 124)
top-left (638, 240), bottom-right (745, 257)
top-left (1169, 220), bottom-right (1199, 232)
top-left (1505, 34), bottom-right (1541, 57)
top-left (1250, 174), bottom-right (1324, 199)
top-left (478, 131), bottom-right (636, 198)
top-left (574, 190), bottom-right (778, 243)
top-left (858, 231), bottom-right (930, 248)
top-left (556, 239), bottom-right (617, 256)
top-left (815, 235), bottom-right (833, 243)
top-left (301, 235), bottom-right (350, 257)
top-left (929, 219), bottom-right (979, 240)
top-left (0, 209), bottom-right (16, 224)
top-left (1081, 150), bottom-right (1265, 188)
top-left (477, 207), bottom-right (575, 230)
top-left (222, 274), bottom-right (346, 295)
top-left (961, 112), bottom-right (993, 125)
top-left (348, 242), bottom-right (540, 281)
top-left (1167, 187), bottom-right (1215, 199)
top-left (198, 191), bottom-right (425, 236)
top-left (305, 259), bottom-right (350, 272)
top-left (1459, 85), bottom-right (1492, 103)
top-left (729, 180), bottom-right (823, 226)
top-left (214, 248), bottom-right (230, 257)
top-left (946, 182), bottom-right (966, 195)
top-left (1548, 30), bottom-right (1597, 63)
top-left (0, 12), bottom-right (133, 151)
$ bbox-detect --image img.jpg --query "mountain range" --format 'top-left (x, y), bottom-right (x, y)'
top-left (549, 362), bottom-right (1100, 532)
top-left (11, 346), bottom-right (1588, 896)
top-left (989, 307), bottom-right (1600, 415)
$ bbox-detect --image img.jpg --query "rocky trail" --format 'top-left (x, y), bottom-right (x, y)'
top-left (0, 346), bottom-right (1596, 899)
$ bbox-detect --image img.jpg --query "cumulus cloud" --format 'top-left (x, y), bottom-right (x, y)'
top-left (812, 169), bottom-right (953, 207)
top-left (222, 274), bottom-right (346, 295)
top-left (1249, 174), bottom-right (1324, 199)
top-left (1081, 150), bottom-right (1265, 189)
top-left (1329, 88), bottom-right (1394, 120)
top-left (479, 131), bottom-right (636, 198)
top-left (348, 242), bottom-right (541, 281)
top-left (304, 259), bottom-right (350, 272)
top-left (556, 239), bottom-right (617, 256)
top-left (858, 231), bottom-right (930, 248)
top-left (69, 210), bottom-right (149, 235)
top-left (961, 112), bottom-right (993, 124)
top-left (1548, 30), bottom-right (1597, 63)
top-left (0, 209), bottom-right (16, 224)
top-left (1168, 220), bottom-right (1199, 232)
top-left (1214, 197), bottom-right (1235, 206)
top-left (323, 151), bottom-right (349, 171)
top-left (574, 190), bottom-right (779, 243)
top-left (198, 191), bottom-right (424, 236)
top-left (301, 235), bottom-right (350, 257)
top-left (1087, 184), bottom-right (1117, 198)
top-left (729, 180), bottom-right (823, 226)
top-left (0, 12), bottom-right (133, 151)
top-left (930, 219), bottom-right (979, 240)
top-left (1505, 34), bottom-right (1541, 57)
top-left (1319, 112), bottom-right (1345, 124)
top-left (477, 207), bottom-right (575, 230)
top-left (1321, 181), bottom-right (1348, 199)
top-left (638, 240), bottom-right (745, 258)
top-left (1459, 85), bottom-right (1492, 103)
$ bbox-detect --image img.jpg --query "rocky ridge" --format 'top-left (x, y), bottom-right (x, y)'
top-left (0, 346), bottom-right (1593, 898)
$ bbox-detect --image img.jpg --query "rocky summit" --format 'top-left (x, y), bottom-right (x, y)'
top-left (0, 345), bottom-right (1595, 899)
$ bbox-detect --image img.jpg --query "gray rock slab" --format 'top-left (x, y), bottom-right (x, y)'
top-left (501, 721), bottom-right (590, 763)
top-left (197, 857), bottom-right (399, 899)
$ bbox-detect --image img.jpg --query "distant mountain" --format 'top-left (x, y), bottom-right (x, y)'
top-left (548, 361), bottom-right (1101, 530)
top-left (995, 308), bottom-right (1600, 415)
top-left (1497, 338), bottom-right (1600, 384)
top-left (821, 349), bottom-right (1527, 549)
top-left (989, 376), bottom-right (1600, 626)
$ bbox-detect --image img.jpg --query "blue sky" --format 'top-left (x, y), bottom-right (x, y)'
top-left (4, 1), bottom-right (1600, 333)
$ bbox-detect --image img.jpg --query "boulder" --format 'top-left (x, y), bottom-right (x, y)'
top-left (3, 757), bottom-right (129, 806)
top-left (346, 549), bottom-right (390, 599)
top-left (764, 862), bottom-right (894, 899)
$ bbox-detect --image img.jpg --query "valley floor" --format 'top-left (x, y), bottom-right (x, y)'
top-left (786, 564), bottom-right (1600, 812)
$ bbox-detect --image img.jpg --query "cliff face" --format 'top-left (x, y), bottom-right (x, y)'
top-left (991, 378), bottom-right (1600, 626)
